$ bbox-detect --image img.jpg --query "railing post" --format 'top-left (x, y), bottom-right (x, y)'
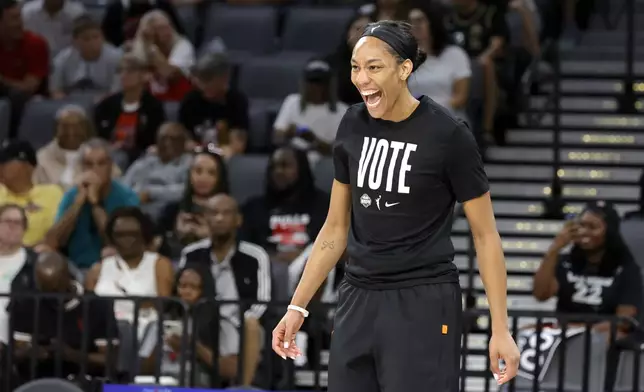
top-left (619, 0), bottom-right (636, 113)
top-left (552, 37), bottom-right (562, 182)
top-left (465, 233), bottom-right (476, 314)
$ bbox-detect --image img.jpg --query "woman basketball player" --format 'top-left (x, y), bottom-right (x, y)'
top-left (272, 20), bottom-right (520, 391)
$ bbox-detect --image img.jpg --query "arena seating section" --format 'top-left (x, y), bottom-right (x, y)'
top-left (3, 0), bottom-right (644, 390)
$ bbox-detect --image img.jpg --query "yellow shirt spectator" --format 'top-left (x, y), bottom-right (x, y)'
top-left (0, 184), bottom-right (64, 246)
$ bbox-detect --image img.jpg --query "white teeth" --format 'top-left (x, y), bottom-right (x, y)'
top-left (361, 90), bottom-right (379, 96)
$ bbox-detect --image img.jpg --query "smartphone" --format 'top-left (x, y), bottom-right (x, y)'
top-left (163, 320), bottom-right (183, 338)
top-left (295, 126), bottom-right (311, 135)
top-left (189, 204), bottom-right (204, 215)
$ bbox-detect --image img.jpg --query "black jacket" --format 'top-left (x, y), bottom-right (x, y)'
top-left (94, 90), bottom-right (166, 161)
top-left (179, 239), bottom-right (271, 320)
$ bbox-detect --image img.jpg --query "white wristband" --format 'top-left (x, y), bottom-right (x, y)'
top-left (287, 305), bottom-right (309, 318)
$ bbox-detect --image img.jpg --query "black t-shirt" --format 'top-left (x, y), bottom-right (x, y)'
top-left (445, 3), bottom-right (509, 58)
top-left (333, 96), bottom-right (489, 289)
top-left (556, 255), bottom-right (643, 316)
top-left (178, 89), bottom-right (250, 144)
top-left (240, 190), bottom-right (329, 255)
top-left (9, 287), bottom-right (118, 378)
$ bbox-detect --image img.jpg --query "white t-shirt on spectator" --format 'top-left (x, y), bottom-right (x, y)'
top-left (60, 149), bottom-right (80, 189)
top-left (0, 248), bottom-right (27, 343)
top-left (168, 38), bottom-right (196, 75)
top-left (149, 38), bottom-right (195, 94)
top-left (408, 45), bottom-right (471, 116)
top-left (274, 94), bottom-right (348, 146)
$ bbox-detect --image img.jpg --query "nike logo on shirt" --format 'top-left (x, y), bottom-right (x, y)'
top-left (385, 202), bottom-right (400, 208)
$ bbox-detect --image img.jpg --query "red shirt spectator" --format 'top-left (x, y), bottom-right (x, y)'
top-left (0, 0), bottom-right (49, 96)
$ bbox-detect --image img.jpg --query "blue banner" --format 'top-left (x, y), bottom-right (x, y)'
top-left (103, 385), bottom-right (234, 392)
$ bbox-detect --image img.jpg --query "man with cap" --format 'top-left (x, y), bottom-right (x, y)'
top-left (178, 52), bottom-right (248, 158)
top-left (273, 58), bottom-right (348, 165)
top-left (0, 140), bottom-right (63, 246)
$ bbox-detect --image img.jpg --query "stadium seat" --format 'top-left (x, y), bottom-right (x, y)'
top-left (248, 99), bottom-right (281, 152)
top-left (202, 5), bottom-right (278, 54)
top-left (227, 154), bottom-right (270, 205)
top-left (0, 99), bottom-right (10, 141)
top-left (175, 4), bottom-right (198, 44)
top-left (238, 56), bottom-right (307, 100)
top-left (84, 5), bottom-right (106, 22)
top-left (313, 157), bottom-right (334, 192)
top-left (281, 7), bottom-right (354, 54)
top-left (18, 99), bottom-right (93, 150)
top-left (612, 350), bottom-right (644, 392)
top-left (164, 101), bottom-right (180, 122)
top-left (14, 378), bottom-right (85, 392)
top-left (620, 219), bottom-right (644, 268)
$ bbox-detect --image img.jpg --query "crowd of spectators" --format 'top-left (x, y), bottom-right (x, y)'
top-left (0, 0), bottom-right (630, 388)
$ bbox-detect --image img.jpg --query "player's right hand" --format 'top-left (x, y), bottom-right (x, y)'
top-left (272, 309), bottom-right (304, 360)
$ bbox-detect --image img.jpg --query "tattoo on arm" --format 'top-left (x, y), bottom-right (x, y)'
top-left (321, 241), bottom-right (335, 250)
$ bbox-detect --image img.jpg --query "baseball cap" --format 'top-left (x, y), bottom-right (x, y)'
top-left (304, 59), bottom-right (332, 83)
top-left (191, 52), bottom-right (231, 81)
top-left (0, 140), bottom-right (37, 166)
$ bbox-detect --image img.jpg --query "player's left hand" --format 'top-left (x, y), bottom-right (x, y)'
top-left (489, 330), bottom-right (520, 385)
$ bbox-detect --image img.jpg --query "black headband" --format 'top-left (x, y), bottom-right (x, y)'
top-left (362, 24), bottom-right (416, 63)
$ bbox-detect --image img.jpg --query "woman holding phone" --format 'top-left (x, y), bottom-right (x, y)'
top-left (533, 201), bottom-right (642, 333)
top-left (156, 145), bottom-right (229, 258)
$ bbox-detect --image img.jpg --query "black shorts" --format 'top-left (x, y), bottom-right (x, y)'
top-left (328, 281), bottom-right (462, 392)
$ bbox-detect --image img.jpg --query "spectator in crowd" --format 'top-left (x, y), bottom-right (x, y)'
top-left (45, 138), bottom-right (140, 270)
top-left (408, 4), bottom-right (471, 120)
top-left (506, 0), bottom-right (540, 58)
top-left (559, 0), bottom-right (587, 49)
top-left (94, 53), bottom-right (166, 169)
top-left (446, 0), bottom-right (508, 139)
top-left (533, 201), bottom-right (643, 335)
top-left (49, 15), bottom-right (122, 100)
top-left (34, 105), bottom-right (122, 189)
top-left (9, 251), bottom-right (119, 381)
top-left (0, 0), bottom-right (49, 137)
top-left (0, 205), bottom-right (34, 344)
top-left (361, 0), bottom-right (410, 21)
top-left (122, 122), bottom-right (192, 221)
top-left (158, 145), bottom-right (229, 259)
top-left (131, 10), bottom-right (194, 102)
top-left (330, 11), bottom-right (375, 105)
top-left (85, 207), bottom-right (173, 341)
top-left (179, 193), bottom-right (268, 386)
top-left (101, 0), bottom-right (184, 47)
top-left (273, 59), bottom-right (347, 166)
top-left (21, 0), bottom-right (85, 58)
top-left (160, 264), bottom-right (249, 385)
top-left (179, 52), bottom-right (248, 158)
top-left (241, 146), bottom-right (328, 264)
top-left (0, 140), bottom-right (64, 246)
